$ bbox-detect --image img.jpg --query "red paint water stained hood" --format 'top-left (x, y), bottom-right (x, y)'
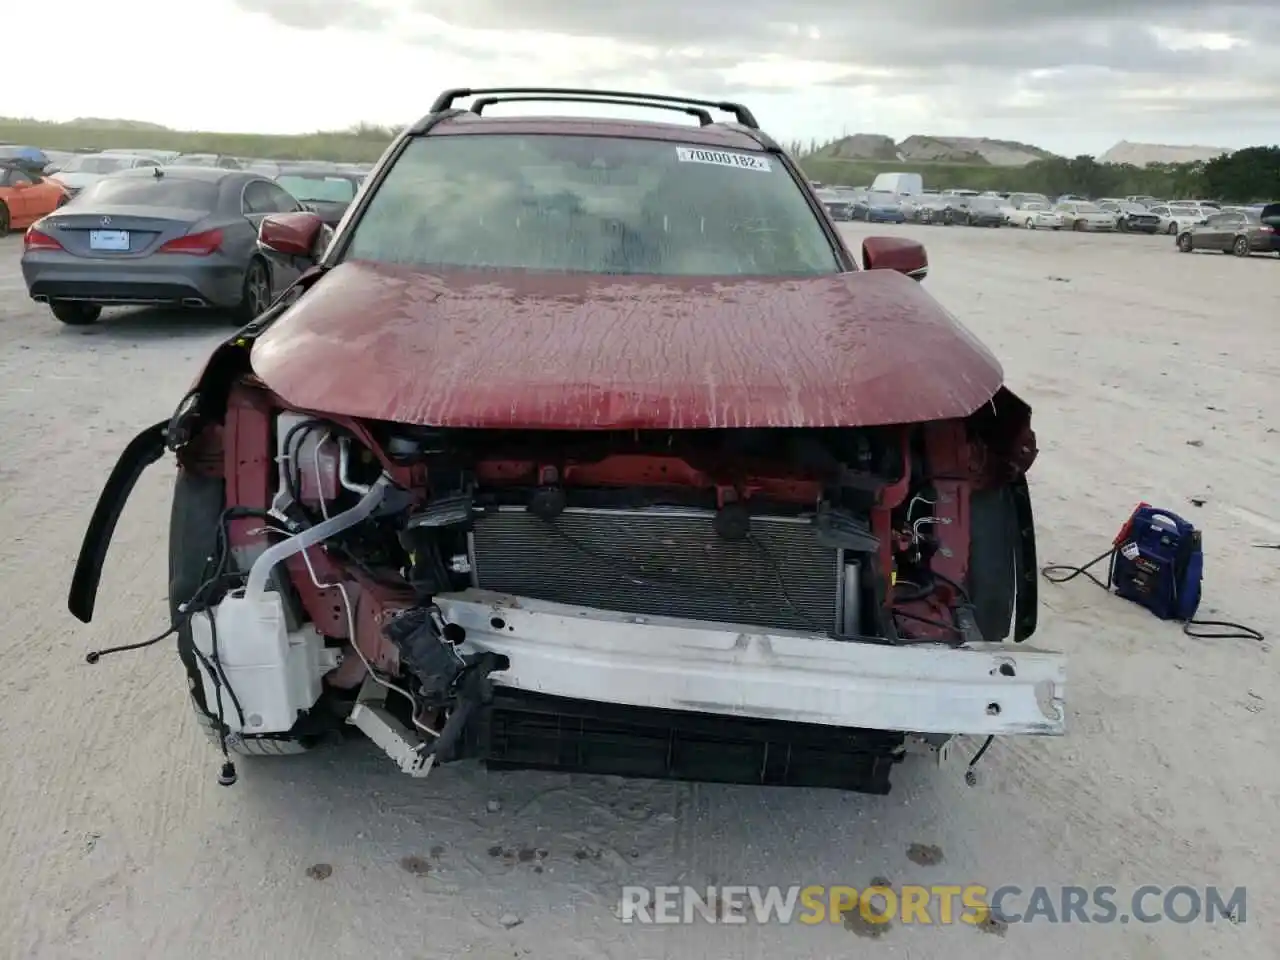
top-left (250, 261), bottom-right (1005, 430)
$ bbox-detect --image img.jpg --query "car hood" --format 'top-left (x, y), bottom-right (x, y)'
top-left (250, 261), bottom-right (1005, 430)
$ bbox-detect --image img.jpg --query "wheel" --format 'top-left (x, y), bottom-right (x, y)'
top-left (1025, 218), bottom-right (1035, 230)
top-left (169, 470), bottom-right (322, 757)
top-left (1117, 219), bottom-right (1129, 233)
top-left (1233, 236), bottom-right (1250, 257)
top-left (1177, 233), bottom-right (1193, 253)
top-left (1167, 222), bottom-right (1178, 235)
top-left (1072, 220), bottom-right (1085, 232)
top-left (968, 486), bottom-right (1021, 643)
top-left (231, 257), bottom-right (271, 325)
top-left (0, 202), bottom-right (9, 233)
top-left (50, 301), bottom-right (101, 325)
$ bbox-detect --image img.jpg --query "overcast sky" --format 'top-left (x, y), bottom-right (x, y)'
top-left (5, 0), bottom-right (1276, 155)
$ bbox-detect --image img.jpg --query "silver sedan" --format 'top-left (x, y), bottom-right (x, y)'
top-left (21, 166), bottom-right (307, 326)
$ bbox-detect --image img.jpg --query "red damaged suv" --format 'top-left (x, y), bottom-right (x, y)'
top-left (70, 88), bottom-right (1064, 795)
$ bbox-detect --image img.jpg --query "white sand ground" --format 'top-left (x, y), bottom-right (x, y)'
top-left (0, 223), bottom-right (1275, 960)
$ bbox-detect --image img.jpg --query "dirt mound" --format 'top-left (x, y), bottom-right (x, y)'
top-left (1098, 140), bottom-right (1233, 167)
top-left (819, 134), bottom-right (900, 161)
top-left (812, 134), bottom-right (1055, 166)
top-left (897, 135), bottom-right (1054, 166)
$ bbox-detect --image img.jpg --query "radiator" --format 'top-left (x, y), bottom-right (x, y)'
top-left (470, 506), bottom-right (842, 633)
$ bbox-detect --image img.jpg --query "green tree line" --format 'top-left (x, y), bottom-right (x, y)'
top-left (4, 117), bottom-right (1276, 201)
top-left (795, 143), bottom-right (1280, 203)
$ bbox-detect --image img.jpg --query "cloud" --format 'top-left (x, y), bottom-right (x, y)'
top-left (231, 0), bottom-right (1280, 152)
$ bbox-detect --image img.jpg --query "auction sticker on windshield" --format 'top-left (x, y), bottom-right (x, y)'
top-left (676, 147), bottom-right (771, 172)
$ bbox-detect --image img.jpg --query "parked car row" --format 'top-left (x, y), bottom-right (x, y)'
top-left (816, 185), bottom-right (1265, 241)
top-left (1, 148), bottom-right (371, 238)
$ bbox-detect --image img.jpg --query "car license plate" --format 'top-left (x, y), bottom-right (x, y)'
top-left (89, 230), bottom-right (130, 251)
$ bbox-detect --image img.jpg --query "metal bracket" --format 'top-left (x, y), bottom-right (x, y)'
top-left (905, 733), bottom-right (954, 767)
top-left (347, 677), bottom-right (435, 778)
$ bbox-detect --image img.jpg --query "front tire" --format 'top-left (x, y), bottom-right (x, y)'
top-left (1233, 236), bottom-right (1250, 257)
top-left (1177, 233), bottom-right (1193, 253)
top-left (0, 202), bottom-right (9, 233)
top-left (50, 301), bottom-right (101, 325)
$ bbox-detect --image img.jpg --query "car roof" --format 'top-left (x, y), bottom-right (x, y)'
top-left (425, 110), bottom-right (768, 151)
top-left (276, 165), bottom-right (360, 177)
top-left (109, 165), bottom-right (249, 182)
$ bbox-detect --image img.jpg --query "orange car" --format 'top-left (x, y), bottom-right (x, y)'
top-left (0, 163), bottom-right (69, 233)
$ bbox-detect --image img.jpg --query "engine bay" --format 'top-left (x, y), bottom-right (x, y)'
top-left (173, 381), bottom-right (1041, 783)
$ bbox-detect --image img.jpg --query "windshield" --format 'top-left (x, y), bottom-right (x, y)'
top-left (1074, 203), bottom-right (1103, 212)
top-left (967, 198), bottom-right (999, 210)
top-left (62, 155), bottom-right (131, 174)
top-left (278, 174), bottom-right (357, 203)
top-left (76, 176), bottom-right (219, 209)
top-left (1024, 203), bottom-right (1048, 211)
top-left (344, 135), bottom-right (841, 277)
top-left (174, 155), bottom-right (218, 167)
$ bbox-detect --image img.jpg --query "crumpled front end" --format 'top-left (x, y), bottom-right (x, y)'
top-left (70, 326), bottom-right (1059, 794)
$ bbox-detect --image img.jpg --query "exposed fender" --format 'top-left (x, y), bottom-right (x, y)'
top-left (176, 265), bottom-right (329, 426)
top-left (67, 421), bottom-right (169, 623)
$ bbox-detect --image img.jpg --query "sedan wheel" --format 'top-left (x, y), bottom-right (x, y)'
top-left (1167, 222), bottom-right (1178, 235)
top-left (233, 259), bottom-right (271, 324)
top-left (1233, 236), bottom-right (1250, 257)
top-left (50, 301), bottom-right (102, 325)
top-left (1176, 233), bottom-right (1193, 253)
top-left (1026, 219), bottom-right (1035, 230)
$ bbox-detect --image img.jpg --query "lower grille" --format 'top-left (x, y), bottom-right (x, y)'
top-left (465, 691), bottom-right (906, 798)
top-left (464, 689), bottom-right (905, 793)
top-left (471, 506), bottom-right (841, 633)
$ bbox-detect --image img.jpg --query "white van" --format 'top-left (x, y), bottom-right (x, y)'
top-left (870, 172), bottom-right (924, 196)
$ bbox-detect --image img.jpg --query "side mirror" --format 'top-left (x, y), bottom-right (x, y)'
top-left (862, 236), bottom-right (928, 281)
top-left (258, 211), bottom-right (327, 262)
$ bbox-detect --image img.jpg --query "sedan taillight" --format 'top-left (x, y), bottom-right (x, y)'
top-left (157, 228), bottom-right (223, 256)
top-left (24, 226), bottom-right (63, 252)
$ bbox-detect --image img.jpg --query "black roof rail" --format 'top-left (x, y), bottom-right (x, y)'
top-left (470, 94), bottom-right (713, 126)
top-left (430, 87), bottom-right (759, 129)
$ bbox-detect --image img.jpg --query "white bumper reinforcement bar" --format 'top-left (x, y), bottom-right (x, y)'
top-left (434, 590), bottom-right (1066, 737)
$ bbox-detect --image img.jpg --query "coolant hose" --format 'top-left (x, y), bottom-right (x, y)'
top-left (244, 474), bottom-right (393, 600)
